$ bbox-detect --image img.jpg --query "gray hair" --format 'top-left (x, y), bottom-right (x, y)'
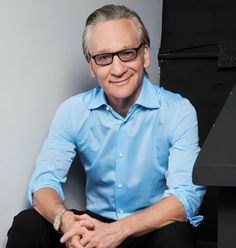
top-left (82, 4), bottom-right (150, 62)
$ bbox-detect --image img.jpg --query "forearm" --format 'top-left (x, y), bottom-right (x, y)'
top-left (32, 187), bottom-right (68, 224)
top-left (117, 195), bottom-right (186, 238)
top-left (60, 196), bottom-right (185, 248)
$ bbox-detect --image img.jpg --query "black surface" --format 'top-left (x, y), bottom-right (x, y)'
top-left (193, 85), bottom-right (236, 186)
top-left (218, 187), bottom-right (236, 248)
top-left (160, 0), bottom-right (236, 53)
top-left (159, 1), bottom-right (236, 243)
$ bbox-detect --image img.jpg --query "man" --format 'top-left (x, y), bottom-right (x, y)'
top-left (6, 4), bottom-right (205, 248)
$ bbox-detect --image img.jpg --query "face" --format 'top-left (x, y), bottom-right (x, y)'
top-left (88, 19), bottom-right (150, 109)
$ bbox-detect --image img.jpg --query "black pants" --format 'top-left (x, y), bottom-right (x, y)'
top-left (6, 208), bottom-right (196, 248)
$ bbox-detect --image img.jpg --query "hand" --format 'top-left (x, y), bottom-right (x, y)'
top-left (60, 212), bottom-right (95, 248)
top-left (61, 214), bottom-right (127, 248)
top-left (65, 235), bottom-right (82, 248)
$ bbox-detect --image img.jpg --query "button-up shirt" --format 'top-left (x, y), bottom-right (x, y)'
top-left (28, 76), bottom-right (205, 226)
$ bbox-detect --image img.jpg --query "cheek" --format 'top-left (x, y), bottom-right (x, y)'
top-left (95, 70), bottom-right (110, 87)
top-left (89, 63), bottom-right (97, 78)
top-left (96, 66), bottom-right (110, 80)
top-left (90, 66), bottom-right (109, 80)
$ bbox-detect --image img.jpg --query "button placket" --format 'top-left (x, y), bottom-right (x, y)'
top-left (115, 121), bottom-right (126, 218)
top-left (117, 183), bottom-right (123, 189)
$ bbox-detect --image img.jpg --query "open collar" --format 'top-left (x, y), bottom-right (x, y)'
top-left (88, 76), bottom-right (161, 110)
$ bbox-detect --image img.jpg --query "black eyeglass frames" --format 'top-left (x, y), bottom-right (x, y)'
top-left (91, 43), bottom-right (143, 66)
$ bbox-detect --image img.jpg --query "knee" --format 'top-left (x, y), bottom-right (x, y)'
top-left (152, 222), bottom-right (196, 248)
top-left (7, 208), bottom-right (60, 248)
top-left (8, 208), bottom-right (49, 236)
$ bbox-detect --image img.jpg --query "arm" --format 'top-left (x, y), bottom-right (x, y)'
top-left (33, 188), bottom-right (94, 248)
top-left (28, 99), bottom-right (78, 207)
top-left (116, 195), bottom-right (185, 237)
top-left (32, 188), bottom-right (72, 226)
top-left (29, 99), bottom-right (94, 247)
top-left (163, 99), bottom-right (205, 225)
top-left (60, 195), bottom-right (185, 248)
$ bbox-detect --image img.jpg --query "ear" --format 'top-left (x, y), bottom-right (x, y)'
top-left (143, 45), bottom-right (151, 68)
top-left (89, 61), bottom-right (97, 78)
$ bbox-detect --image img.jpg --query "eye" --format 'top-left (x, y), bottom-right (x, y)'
top-left (95, 53), bottom-right (112, 63)
top-left (119, 49), bottom-right (136, 60)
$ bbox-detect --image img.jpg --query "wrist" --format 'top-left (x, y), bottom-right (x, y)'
top-left (112, 220), bottom-right (131, 240)
top-left (116, 217), bottom-right (139, 238)
top-left (60, 210), bottom-right (76, 233)
top-left (53, 208), bottom-right (68, 233)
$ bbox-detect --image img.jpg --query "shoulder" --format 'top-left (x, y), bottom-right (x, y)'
top-left (56, 87), bottom-right (100, 114)
top-left (158, 87), bottom-right (195, 113)
top-left (156, 87), bottom-right (198, 134)
top-left (63, 87), bottom-right (99, 107)
top-left (51, 87), bottom-right (100, 127)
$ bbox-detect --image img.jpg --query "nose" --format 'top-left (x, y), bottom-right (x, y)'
top-left (110, 55), bottom-right (127, 76)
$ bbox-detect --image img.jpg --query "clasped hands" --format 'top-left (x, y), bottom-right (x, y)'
top-left (60, 212), bottom-right (125, 248)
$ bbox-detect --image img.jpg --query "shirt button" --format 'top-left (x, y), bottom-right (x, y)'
top-left (118, 153), bottom-right (123, 158)
top-left (106, 106), bottom-right (110, 111)
top-left (117, 184), bottom-right (123, 189)
top-left (119, 209), bottom-right (124, 214)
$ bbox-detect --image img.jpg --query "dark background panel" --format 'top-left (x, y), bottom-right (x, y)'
top-left (159, 0), bottom-right (236, 245)
top-left (159, 59), bottom-right (235, 146)
top-left (160, 0), bottom-right (236, 52)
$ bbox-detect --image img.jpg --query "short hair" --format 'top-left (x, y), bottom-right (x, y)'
top-left (82, 4), bottom-right (150, 62)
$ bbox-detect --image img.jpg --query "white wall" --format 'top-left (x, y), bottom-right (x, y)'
top-left (0, 0), bottom-right (162, 246)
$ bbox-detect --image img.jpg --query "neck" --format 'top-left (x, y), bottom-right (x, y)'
top-left (109, 98), bottom-right (131, 117)
top-left (104, 78), bottom-right (144, 117)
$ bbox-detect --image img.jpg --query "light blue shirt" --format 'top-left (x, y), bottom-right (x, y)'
top-left (28, 76), bottom-right (205, 226)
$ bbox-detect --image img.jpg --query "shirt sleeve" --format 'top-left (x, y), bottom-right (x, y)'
top-left (162, 99), bottom-right (206, 226)
top-left (27, 99), bottom-right (77, 206)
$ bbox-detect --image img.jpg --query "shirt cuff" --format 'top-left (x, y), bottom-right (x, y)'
top-left (162, 189), bottom-right (203, 227)
top-left (27, 183), bottom-right (65, 206)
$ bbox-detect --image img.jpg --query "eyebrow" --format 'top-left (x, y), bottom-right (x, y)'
top-left (92, 45), bottom-right (137, 55)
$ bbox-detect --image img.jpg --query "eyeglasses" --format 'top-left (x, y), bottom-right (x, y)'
top-left (91, 43), bottom-right (143, 66)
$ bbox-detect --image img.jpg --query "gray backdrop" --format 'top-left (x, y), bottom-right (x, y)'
top-left (0, 0), bottom-right (162, 246)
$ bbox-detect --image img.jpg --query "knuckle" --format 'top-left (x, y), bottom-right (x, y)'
top-left (79, 220), bottom-right (84, 226)
top-left (70, 236), bottom-right (79, 246)
top-left (82, 214), bottom-right (89, 219)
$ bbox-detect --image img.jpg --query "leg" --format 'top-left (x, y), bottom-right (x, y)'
top-left (118, 221), bottom-right (196, 248)
top-left (6, 208), bottom-right (65, 248)
top-left (6, 208), bottom-right (111, 248)
top-left (151, 221), bottom-right (196, 248)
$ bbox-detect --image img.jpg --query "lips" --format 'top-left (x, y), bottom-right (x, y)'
top-left (110, 76), bottom-right (132, 85)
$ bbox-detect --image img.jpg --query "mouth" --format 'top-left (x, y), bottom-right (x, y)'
top-left (110, 76), bottom-right (132, 86)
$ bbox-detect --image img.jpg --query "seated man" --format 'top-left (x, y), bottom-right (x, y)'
top-left (6, 4), bottom-right (205, 248)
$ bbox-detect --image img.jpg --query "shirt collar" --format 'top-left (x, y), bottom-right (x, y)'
top-left (135, 76), bottom-right (160, 109)
top-left (88, 76), bottom-right (161, 110)
top-left (88, 87), bottom-right (107, 110)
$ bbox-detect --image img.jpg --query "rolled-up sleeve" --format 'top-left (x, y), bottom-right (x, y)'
top-left (27, 99), bottom-right (77, 206)
top-left (162, 99), bottom-right (206, 226)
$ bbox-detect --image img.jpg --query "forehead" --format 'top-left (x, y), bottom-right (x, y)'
top-left (89, 19), bottom-right (140, 53)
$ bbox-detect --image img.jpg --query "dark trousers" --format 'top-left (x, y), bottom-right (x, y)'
top-left (6, 208), bottom-right (196, 248)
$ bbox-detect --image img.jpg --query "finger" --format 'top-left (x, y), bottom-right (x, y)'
top-left (60, 228), bottom-right (84, 243)
top-left (74, 214), bottom-right (92, 221)
top-left (66, 240), bottom-right (75, 248)
top-left (80, 235), bottom-right (91, 247)
top-left (70, 236), bottom-right (84, 248)
top-left (67, 236), bottom-right (82, 248)
top-left (79, 220), bottom-right (95, 230)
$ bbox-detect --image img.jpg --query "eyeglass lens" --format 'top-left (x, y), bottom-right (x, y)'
top-left (92, 44), bottom-right (143, 66)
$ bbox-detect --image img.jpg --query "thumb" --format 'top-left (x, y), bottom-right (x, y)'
top-left (75, 214), bottom-right (93, 221)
